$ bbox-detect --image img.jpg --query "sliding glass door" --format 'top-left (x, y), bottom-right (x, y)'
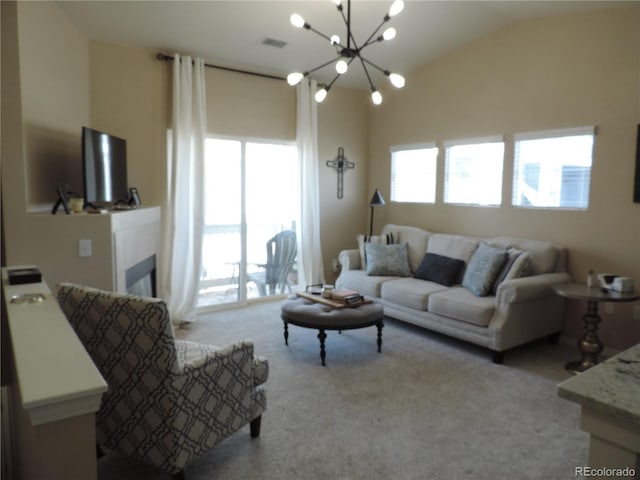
top-left (198, 137), bottom-right (299, 308)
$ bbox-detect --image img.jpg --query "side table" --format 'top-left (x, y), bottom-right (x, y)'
top-left (553, 283), bottom-right (640, 374)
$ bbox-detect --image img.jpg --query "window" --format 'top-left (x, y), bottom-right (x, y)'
top-left (512, 127), bottom-right (594, 209)
top-left (444, 138), bottom-right (504, 206)
top-left (390, 144), bottom-right (438, 203)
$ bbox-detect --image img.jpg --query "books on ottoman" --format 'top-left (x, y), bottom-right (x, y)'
top-left (332, 289), bottom-right (364, 305)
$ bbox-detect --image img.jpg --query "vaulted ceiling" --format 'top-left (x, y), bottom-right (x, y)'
top-left (58, 0), bottom-right (633, 90)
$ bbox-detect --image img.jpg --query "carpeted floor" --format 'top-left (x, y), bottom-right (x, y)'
top-left (98, 300), bottom-right (589, 480)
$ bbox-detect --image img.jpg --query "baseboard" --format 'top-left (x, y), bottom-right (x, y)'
top-left (558, 334), bottom-right (621, 359)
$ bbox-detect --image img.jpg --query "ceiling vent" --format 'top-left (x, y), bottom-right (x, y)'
top-left (262, 37), bottom-right (287, 49)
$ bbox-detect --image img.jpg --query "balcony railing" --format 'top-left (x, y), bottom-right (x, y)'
top-left (198, 223), bottom-right (297, 307)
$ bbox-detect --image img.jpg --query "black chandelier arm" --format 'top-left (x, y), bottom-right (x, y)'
top-left (337, 1), bottom-right (356, 50)
top-left (326, 73), bottom-right (342, 90)
top-left (360, 57), bottom-right (388, 76)
top-left (359, 18), bottom-right (389, 52)
top-left (306, 56), bottom-right (344, 76)
top-left (326, 57), bottom-right (357, 89)
top-left (357, 55), bottom-right (377, 92)
top-left (306, 25), bottom-right (335, 45)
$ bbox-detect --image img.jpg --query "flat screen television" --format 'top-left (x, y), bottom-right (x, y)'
top-left (82, 126), bottom-right (128, 206)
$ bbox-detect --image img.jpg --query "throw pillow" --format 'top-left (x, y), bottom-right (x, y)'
top-left (357, 233), bottom-right (396, 270)
top-left (462, 243), bottom-right (508, 296)
top-left (365, 243), bottom-right (411, 277)
top-left (414, 253), bottom-right (465, 287)
top-left (492, 249), bottom-right (532, 292)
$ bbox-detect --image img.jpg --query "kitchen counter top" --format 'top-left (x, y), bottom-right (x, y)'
top-left (558, 343), bottom-right (640, 424)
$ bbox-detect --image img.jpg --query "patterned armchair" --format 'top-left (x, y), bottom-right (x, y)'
top-left (57, 283), bottom-right (268, 477)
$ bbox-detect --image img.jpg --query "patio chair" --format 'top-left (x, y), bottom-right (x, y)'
top-left (56, 283), bottom-right (268, 478)
top-left (248, 230), bottom-right (297, 296)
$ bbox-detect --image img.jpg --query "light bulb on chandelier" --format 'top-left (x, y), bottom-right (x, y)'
top-left (388, 73), bottom-right (405, 88)
top-left (287, 72), bottom-right (304, 86)
top-left (382, 27), bottom-right (396, 41)
top-left (315, 87), bottom-right (329, 103)
top-left (388, 0), bottom-right (405, 17)
top-left (290, 13), bottom-right (306, 28)
top-left (287, 0), bottom-right (406, 106)
top-left (371, 89), bottom-right (383, 105)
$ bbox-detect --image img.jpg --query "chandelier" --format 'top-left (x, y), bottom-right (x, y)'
top-left (287, 0), bottom-right (406, 105)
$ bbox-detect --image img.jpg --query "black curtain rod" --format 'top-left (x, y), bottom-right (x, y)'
top-left (156, 53), bottom-right (286, 82)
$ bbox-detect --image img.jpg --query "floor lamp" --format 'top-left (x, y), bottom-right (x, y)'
top-left (369, 189), bottom-right (386, 235)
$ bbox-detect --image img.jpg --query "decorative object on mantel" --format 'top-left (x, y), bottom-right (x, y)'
top-left (287, 0), bottom-right (406, 105)
top-left (368, 189), bottom-right (386, 235)
top-left (51, 186), bottom-right (71, 215)
top-left (326, 147), bottom-right (355, 199)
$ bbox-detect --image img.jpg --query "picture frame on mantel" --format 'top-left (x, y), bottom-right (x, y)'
top-left (635, 124), bottom-right (640, 203)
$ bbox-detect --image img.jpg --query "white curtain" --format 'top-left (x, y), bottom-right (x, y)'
top-left (160, 54), bottom-right (207, 324)
top-left (296, 79), bottom-right (326, 286)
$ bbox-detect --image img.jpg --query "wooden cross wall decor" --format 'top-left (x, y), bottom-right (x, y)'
top-left (325, 147), bottom-right (355, 199)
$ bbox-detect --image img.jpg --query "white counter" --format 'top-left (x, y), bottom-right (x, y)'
top-left (3, 267), bottom-right (107, 425)
top-left (558, 344), bottom-right (640, 479)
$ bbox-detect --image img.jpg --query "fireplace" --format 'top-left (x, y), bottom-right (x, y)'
top-left (126, 255), bottom-right (157, 298)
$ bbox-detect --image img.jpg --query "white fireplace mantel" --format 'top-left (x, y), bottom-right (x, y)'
top-left (19, 206), bottom-right (161, 295)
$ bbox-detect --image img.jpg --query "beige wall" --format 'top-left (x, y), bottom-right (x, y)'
top-left (318, 87), bottom-right (370, 283)
top-left (2, 0), bottom-right (91, 272)
top-left (88, 42), bottom-right (369, 284)
top-left (18, 0), bottom-right (90, 209)
top-left (89, 43), bottom-right (169, 209)
top-left (3, 0), bottom-right (369, 288)
top-left (5, 2), bottom-right (638, 350)
top-left (368, 7), bottom-right (640, 350)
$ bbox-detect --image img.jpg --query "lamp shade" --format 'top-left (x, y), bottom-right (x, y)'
top-left (369, 189), bottom-right (386, 206)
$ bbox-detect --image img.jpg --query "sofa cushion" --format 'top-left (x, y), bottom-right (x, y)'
top-left (426, 234), bottom-right (479, 284)
top-left (462, 243), bottom-right (508, 296)
top-left (427, 234), bottom-right (479, 262)
top-left (365, 243), bottom-right (411, 277)
top-left (381, 278), bottom-right (449, 311)
top-left (428, 288), bottom-right (496, 327)
top-left (337, 269), bottom-right (396, 298)
top-left (491, 248), bottom-right (532, 293)
top-left (486, 237), bottom-right (558, 275)
top-left (382, 224), bottom-right (430, 273)
top-left (414, 253), bottom-right (465, 287)
top-left (357, 233), bottom-right (396, 270)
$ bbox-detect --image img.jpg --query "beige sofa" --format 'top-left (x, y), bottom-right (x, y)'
top-left (336, 224), bottom-right (571, 363)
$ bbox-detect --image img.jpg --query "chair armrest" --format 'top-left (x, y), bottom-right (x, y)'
top-left (169, 340), bottom-right (264, 471)
top-left (338, 249), bottom-right (361, 271)
top-left (178, 340), bottom-right (255, 373)
top-left (176, 341), bottom-right (258, 396)
top-left (496, 272), bottom-right (571, 306)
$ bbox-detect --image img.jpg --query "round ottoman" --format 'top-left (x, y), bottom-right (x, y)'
top-left (280, 296), bottom-right (384, 366)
